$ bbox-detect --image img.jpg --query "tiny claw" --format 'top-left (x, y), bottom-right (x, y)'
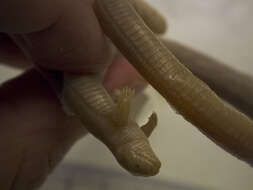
top-left (112, 87), bottom-right (135, 126)
top-left (141, 112), bottom-right (158, 138)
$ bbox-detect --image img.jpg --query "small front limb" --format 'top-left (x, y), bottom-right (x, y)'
top-left (141, 112), bottom-right (158, 138)
top-left (112, 87), bottom-right (135, 126)
top-left (112, 87), bottom-right (158, 138)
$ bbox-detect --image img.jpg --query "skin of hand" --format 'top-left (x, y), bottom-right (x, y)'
top-left (0, 0), bottom-right (146, 189)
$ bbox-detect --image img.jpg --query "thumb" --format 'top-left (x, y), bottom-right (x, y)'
top-left (1, 0), bottom-right (112, 73)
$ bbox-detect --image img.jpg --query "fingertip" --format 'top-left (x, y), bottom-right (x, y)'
top-left (103, 56), bottom-right (147, 93)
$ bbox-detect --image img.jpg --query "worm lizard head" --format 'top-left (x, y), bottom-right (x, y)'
top-left (115, 133), bottom-right (161, 176)
top-left (112, 117), bottom-right (161, 177)
top-left (111, 88), bottom-right (161, 176)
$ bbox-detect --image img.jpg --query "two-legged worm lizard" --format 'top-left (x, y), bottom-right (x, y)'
top-left (63, 0), bottom-right (253, 176)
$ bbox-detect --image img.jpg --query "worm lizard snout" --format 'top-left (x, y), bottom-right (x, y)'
top-left (63, 74), bottom-right (161, 176)
top-left (109, 119), bottom-right (161, 176)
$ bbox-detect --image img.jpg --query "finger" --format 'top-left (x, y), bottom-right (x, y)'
top-left (162, 38), bottom-right (253, 119)
top-left (130, 0), bottom-right (168, 34)
top-left (1, 0), bottom-right (112, 73)
top-left (0, 34), bottom-right (31, 68)
top-left (0, 70), bottom-right (87, 189)
top-left (103, 55), bottom-right (147, 94)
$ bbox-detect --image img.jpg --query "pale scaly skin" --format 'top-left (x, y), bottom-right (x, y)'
top-left (63, 74), bottom-right (161, 176)
top-left (93, 0), bottom-right (253, 166)
top-left (161, 38), bottom-right (253, 119)
top-left (128, 0), bottom-right (167, 34)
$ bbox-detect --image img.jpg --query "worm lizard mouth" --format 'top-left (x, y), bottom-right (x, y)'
top-left (110, 118), bottom-right (161, 176)
top-left (114, 139), bottom-right (161, 176)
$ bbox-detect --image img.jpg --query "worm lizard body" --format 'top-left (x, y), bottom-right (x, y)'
top-left (93, 0), bottom-right (253, 165)
top-left (162, 39), bottom-right (253, 119)
top-left (63, 74), bottom-right (161, 176)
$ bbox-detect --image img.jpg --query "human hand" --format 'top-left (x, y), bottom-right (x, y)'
top-left (0, 0), bottom-right (147, 189)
